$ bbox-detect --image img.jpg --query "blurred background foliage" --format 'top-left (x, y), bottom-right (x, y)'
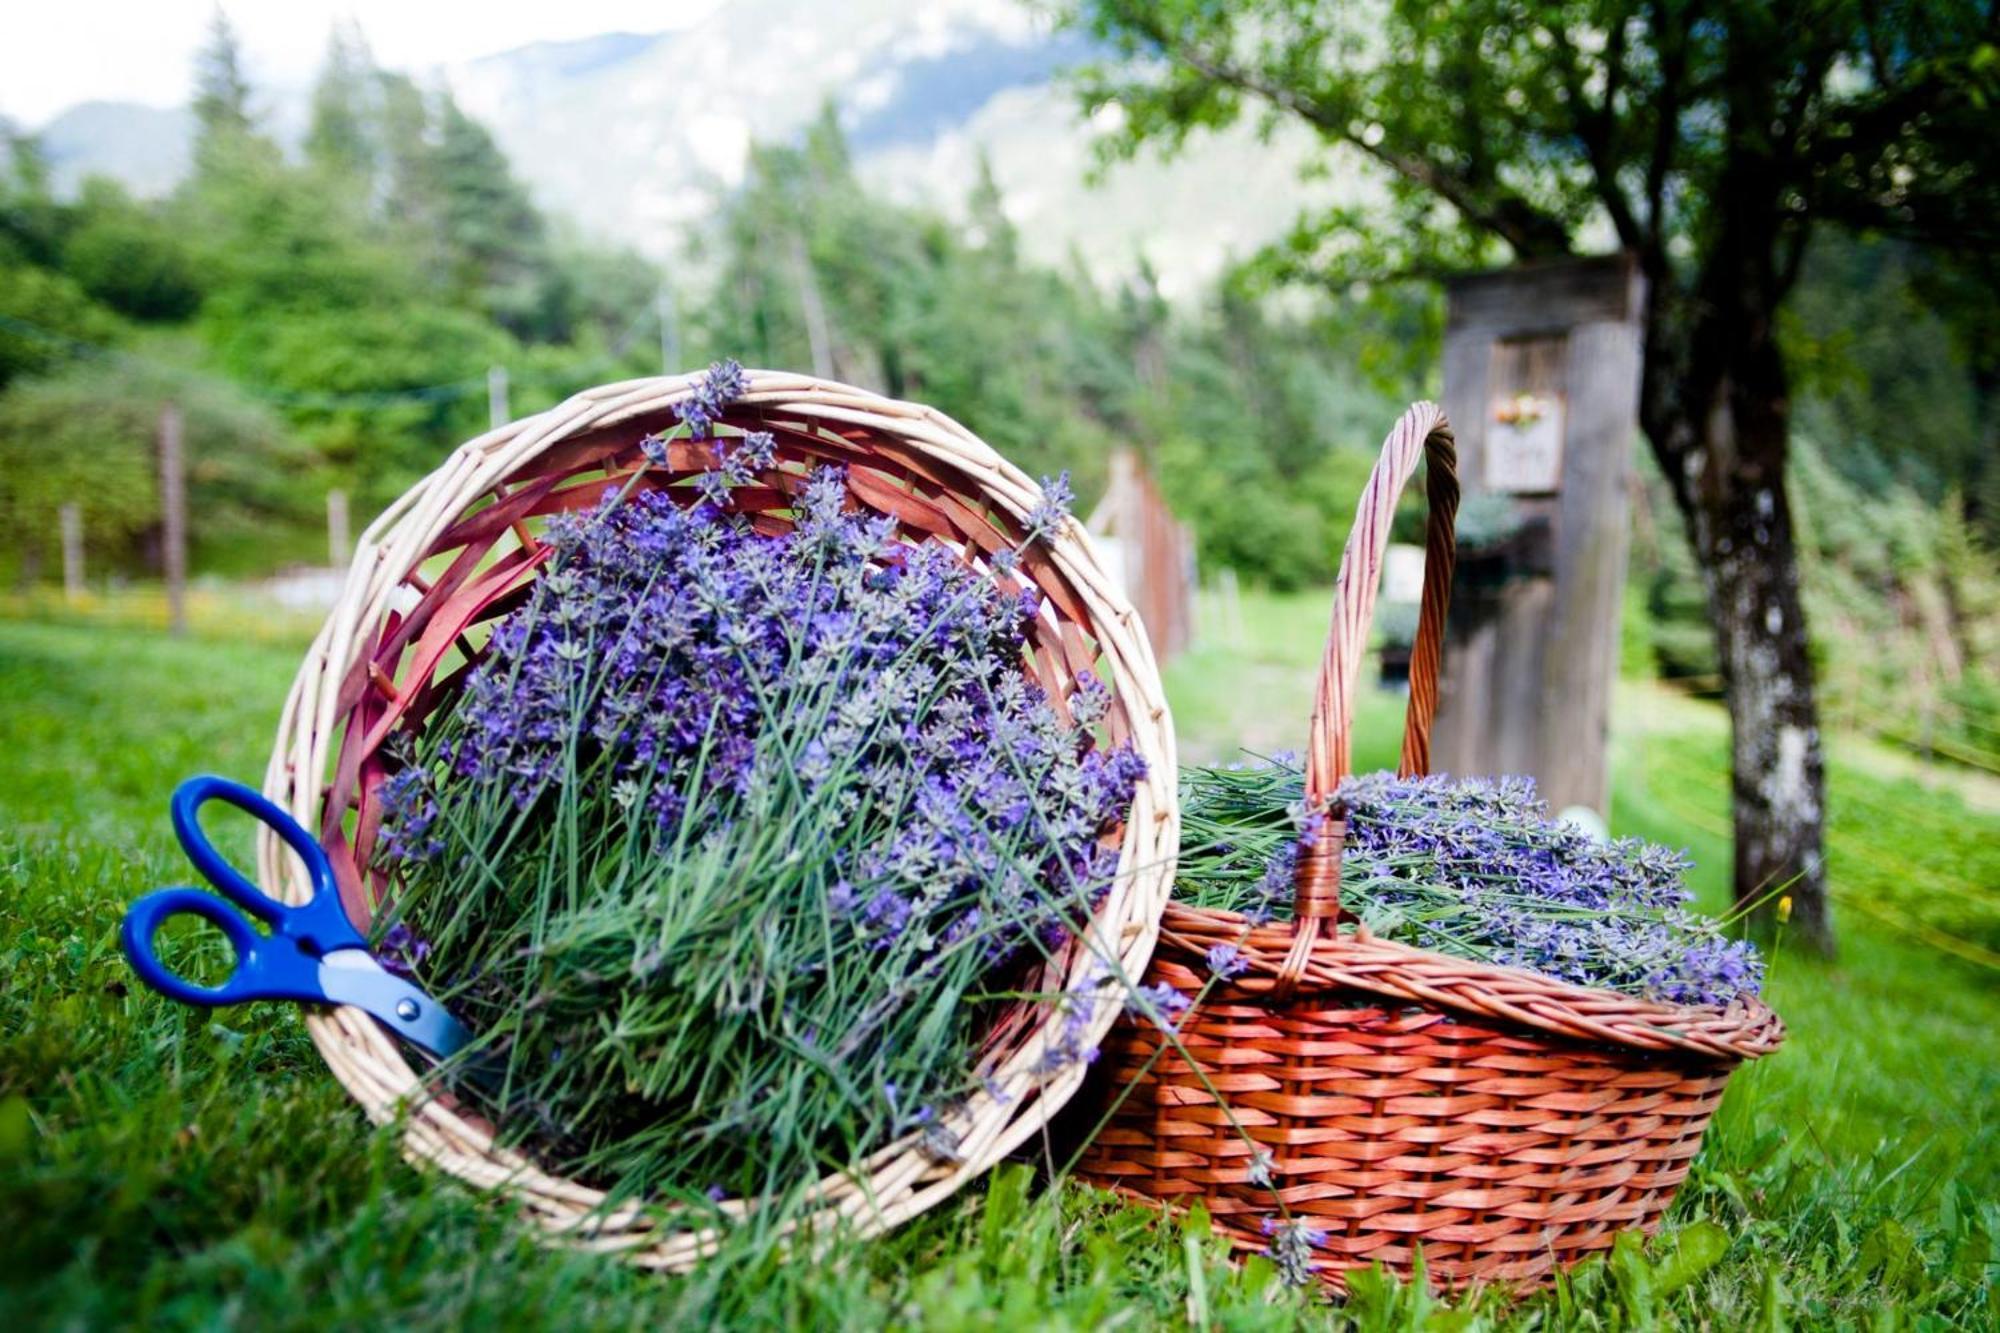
top-left (0, 15), bottom-right (1995, 762)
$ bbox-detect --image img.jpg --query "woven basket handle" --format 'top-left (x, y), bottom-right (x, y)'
top-left (1291, 402), bottom-right (1459, 930)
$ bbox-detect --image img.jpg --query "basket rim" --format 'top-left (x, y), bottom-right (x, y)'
top-left (254, 368), bottom-right (1183, 1267)
top-left (1157, 899), bottom-right (1783, 1061)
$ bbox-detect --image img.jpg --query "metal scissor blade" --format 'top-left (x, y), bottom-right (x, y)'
top-left (317, 950), bottom-right (476, 1062)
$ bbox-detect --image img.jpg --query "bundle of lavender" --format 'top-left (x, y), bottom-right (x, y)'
top-left (371, 367), bottom-right (1141, 1216)
top-left (1176, 758), bottom-right (1762, 1007)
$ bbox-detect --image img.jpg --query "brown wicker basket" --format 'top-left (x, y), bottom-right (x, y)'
top-left (1076, 401), bottom-right (1783, 1293)
top-left (253, 371), bottom-right (1180, 1269)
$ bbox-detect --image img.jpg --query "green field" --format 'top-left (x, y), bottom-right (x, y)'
top-left (2, 597), bottom-right (1996, 1329)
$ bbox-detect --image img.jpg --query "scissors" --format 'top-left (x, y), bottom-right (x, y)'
top-left (120, 775), bottom-right (474, 1063)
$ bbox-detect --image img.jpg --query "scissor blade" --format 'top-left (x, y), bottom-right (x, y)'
top-left (317, 951), bottom-right (475, 1062)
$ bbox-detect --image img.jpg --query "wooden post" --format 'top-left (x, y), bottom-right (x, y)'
top-left (1218, 566), bottom-right (1243, 649)
top-left (788, 232), bottom-right (834, 378)
top-left (158, 403), bottom-right (188, 636)
top-left (1430, 255), bottom-right (1645, 815)
top-left (487, 365), bottom-right (510, 431)
top-left (656, 281), bottom-right (681, 374)
top-left (327, 488), bottom-right (351, 568)
top-left (59, 502), bottom-right (84, 602)
top-left (1084, 449), bottom-right (1195, 663)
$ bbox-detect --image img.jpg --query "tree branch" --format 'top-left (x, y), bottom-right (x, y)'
top-left (1548, 17), bottom-right (1643, 250)
top-left (1142, 29), bottom-right (1574, 258)
top-left (1641, 0), bottom-right (1687, 279)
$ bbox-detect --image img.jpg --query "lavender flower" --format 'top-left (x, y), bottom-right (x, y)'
top-left (1174, 763), bottom-right (1762, 1008)
top-left (1127, 980), bottom-right (1192, 1029)
top-left (737, 429), bottom-right (778, 472)
top-left (674, 358), bottom-right (749, 440)
top-left (377, 921), bottom-right (432, 977)
top-left (1205, 941), bottom-right (1250, 980)
top-left (1027, 471), bottom-right (1074, 538)
top-left (1262, 1216), bottom-right (1325, 1286)
top-left (375, 444), bottom-right (1146, 1201)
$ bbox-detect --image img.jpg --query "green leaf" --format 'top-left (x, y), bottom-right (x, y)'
top-left (0, 1093), bottom-right (32, 1164)
top-left (1655, 1221), bottom-right (1732, 1294)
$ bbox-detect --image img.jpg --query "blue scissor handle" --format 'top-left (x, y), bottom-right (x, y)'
top-left (121, 886), bottom-right (328, 1007)
top-left (169, 775), bottom-right (364, 958)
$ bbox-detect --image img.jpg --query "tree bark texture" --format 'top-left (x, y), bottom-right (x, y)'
top-left (1643, 289), bottom-right (1834, 954)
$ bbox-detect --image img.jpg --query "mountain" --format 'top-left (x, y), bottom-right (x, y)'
top-left (28, 0), bottom-right (1350, 292)
top-left (37, 101), bottom-right (193, 198)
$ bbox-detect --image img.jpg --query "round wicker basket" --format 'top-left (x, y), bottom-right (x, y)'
top-left (252, 370), bottom-right (1180, 1269)
top-left (1077, 402), bottom-right (1782, 1292)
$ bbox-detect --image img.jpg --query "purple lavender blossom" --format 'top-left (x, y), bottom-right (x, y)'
top-left (1128, 980), bottom-right (1192, 1028)
top-left (1205, 941), bottom-right (1250, 980)
top-left (1197, 766), bottom-right (1761, 1008)
top-left (376, 445), bottom-right (1149, 1181)
top-left (1261, 1216), bottom-right (1326, 1286)
top-left (377, 921), bottom-right (432, 977)
top-left (1027, 471), bottom-right (1074, 538)
top-left (674, 359), bottom-right (749, 440)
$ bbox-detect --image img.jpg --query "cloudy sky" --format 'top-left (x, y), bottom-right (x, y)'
top-left (0, 0), bottom-right (725, 127)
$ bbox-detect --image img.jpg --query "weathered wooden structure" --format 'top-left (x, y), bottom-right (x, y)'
top-left (1086, 449), bottom-right (1195, 664)
top-left (1430, 254), bottom-right (1645, 814)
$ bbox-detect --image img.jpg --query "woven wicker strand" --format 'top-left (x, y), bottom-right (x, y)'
top-left (1076, 401), bottom-right (1781, 1293)
top-left (253, 370), bottom-right (1180, 1269)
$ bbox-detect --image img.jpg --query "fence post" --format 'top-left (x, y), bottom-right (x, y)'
top-left (657, 281), bottom-right (681, 374)
top-left (788, 232), bottom-right (834, 378)
top-left (158, 403), bottom-right (187, 636)
top-left (327, 488), bottom-right (351, 568)
top-left (59, 501), bottom-right (84, 602)
top-left (488, 365), bottom-right (510, 431)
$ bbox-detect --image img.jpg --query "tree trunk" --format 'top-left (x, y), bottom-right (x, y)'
top-left (1645, 313), bottom-right (1835, 954)
top-left (1696, 458), bottom-right (1833, 954)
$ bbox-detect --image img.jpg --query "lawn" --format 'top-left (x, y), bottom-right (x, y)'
top-left (2, 596), bottom-right (1996, 1329)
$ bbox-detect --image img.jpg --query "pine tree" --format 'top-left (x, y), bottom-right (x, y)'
top-left (191, 9), bottom-right (253, 143)
top-left (305, 20), bottom-right (377, 185)
top-left (431, 91), bottom-right (547, 337)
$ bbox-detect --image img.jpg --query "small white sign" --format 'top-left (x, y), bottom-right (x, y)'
top-left (1487, 394), bottom-right (1565, 494)
top-left (1381, 543), bottom-right (1426, 605)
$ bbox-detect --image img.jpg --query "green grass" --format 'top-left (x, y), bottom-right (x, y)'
top-left (3, 597), bottom-right (1997, 1329)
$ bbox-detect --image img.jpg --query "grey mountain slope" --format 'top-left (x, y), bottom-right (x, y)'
top-left (30, 2), bottom-right (1354, 290)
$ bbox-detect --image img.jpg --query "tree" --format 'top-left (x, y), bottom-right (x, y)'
top-left (62, 180), bottom-right (203, 322)
top-left (431, 92), bottom-right (550, 338)
top-left (306, 20), bottom-right (379, 185)
top-left (0, 362), bottom-right (311, 584)
top-left (191, 9), bottom-right (254, 164)
top-left (1074, 0), bottom-right (2000, 953)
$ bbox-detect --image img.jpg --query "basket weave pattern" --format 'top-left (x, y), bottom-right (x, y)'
top-left (1076, 402), bottom-right (1780, 1292)
top-left (254, 371), bottom-right (1179, 1269)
